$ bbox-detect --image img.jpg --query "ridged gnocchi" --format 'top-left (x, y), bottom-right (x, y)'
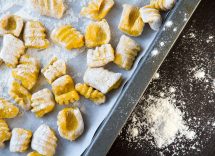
top-left (41, 57), bottom-right (66, 84)
top-left (85, 19), bottom-right (111, 48)
top-left (75, 83), bottom-right (105, 104)
top-left (150, 0), bottom-right (176, 11)
top-left (0, 34), bottom-right (25, 68)
top-left (24, 20), bottom-right (49, 49)
top-left (27, 151), bottom-right (43, 156)
top-left (140, 5), bottom-right (162, 31)
top-left (31, 0), bottom-right (66, 19)
top-left (51, 25), bottom-right (84, 50)
top-left (118, 4), bottom-right (144, 36)
top-left (83, 67), bottom-right (122, 94)
top-left (0, 15), bottom-right (24, 37)
top-left (0, 119), bottom-right (11, 148)
top-left (81, 0), bottom-right (114, 21)
top-left (52, 75), bottom-right (79, 105)
top-left (9, 81), bottom-right (32, 110)
top-left (0, 98), bottom-right (19, 119)
top-left (57, 107), bottom-right (84, 141)
top-left (31, 89), bottom-right (55, 117)
top-left (31, 124), bottom-right (57, 156)
top-left (10, 128), bottom-right (32, 153)
top-left (114, 35), bottom-right (141, 70)
top-left (87, 44), bottom-right (114, 68)
top-left (12, 55), bottom-right (40, 90)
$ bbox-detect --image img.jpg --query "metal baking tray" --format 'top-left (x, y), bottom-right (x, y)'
top-left (83, 0), bottom-right (201, 155)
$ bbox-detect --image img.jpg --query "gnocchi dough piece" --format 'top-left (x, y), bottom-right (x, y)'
top-left (83, 67), bottom-right (122, 94)
top-left (52, 75), bottom-right (80, 105)
top-left (81, 0), bottom-right (114, 21)
top-left (41, 57), bottom-right (66, 84)
top-left (85, 19), bottom-right (111, 48)
top-left (31, 0), bottom-right (65, 19)
top-left (51, 25), bottom-right (84, 50)
top-left (150, 0), bottom-right (175, 11)
top-left (118, 4), bottom-right (144, 36)
top-left (0, 15), bottom-right (24, 37)
top-left (87, 44), bottom-right (114, 68)
top-left (0, 98), bottom-right (19, 119)
top-left (31, 89), bottom-right (55, 117)
top-left (12, 55), bottom-right (40, 90)
top-left (10, 128), bottom-right (32, 153)
top-left (24, 21), bottom-right (49, 49)
top-left (0, 119), bottom-right (11, 148)
top-left (9, 80), bottom-right (32, 110)
top-left (57, 107), bottom-right (84, 141)
top-left (114, 35), bottom-right (141, 70)
top-left (75, 83), bottom-right (105, 104)
top-left (140, 5), bottom-right (162, 31)
top-left (31, 124), bottom-right (57, 156)
top-left (27, 151), bottom-right (43, 156)
top-left (0, 34), bottom-right (25, 68)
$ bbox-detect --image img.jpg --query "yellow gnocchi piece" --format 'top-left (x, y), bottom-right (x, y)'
top-left (52, 75), bottom-right (79, 105)
top-left (9, 81), bottom-right (32, 110)
top-left (0, 15), bottom-right (24, 37)
top-left (81, 0), bottom-right (114, 21)
top-left (10, 128), bottom-right (32, 153)
top-left (24, 21), bottom-right (49, 49)
top-left (12, 55), bottom-right (40, 90)
top-left (114, 35), bottom-right (141, 70)
top-left (31, 89), bottom-right (55, 118)
top-left (0, 119), bottom-right (11, 148)
top-left (57, 107), bottom-right (84, 141)
top-left (41, 57), bottom-right (66, 84)
top-left (118, 4), bottom-right (144, 36)
top-left (75, 83), bottom-right (105, 104)
top-left (0, 34), bottom-right (25, 68)
top-left (51, 25), bottom-right (84, 50)
top-left (31, 124), bottom-right (57, 156)
top-left (150, 0), bottom-right (175, 11)
top-left (0, 98), bottom-right (19, 119)
top-left (27, 151), bottom-right (43, 156)
top-left (31, 0), bottom-right (66, 19)
top-left (85, 19), bottom-right (111, 48)
top-left (87, 44), bottom-right (115, 68)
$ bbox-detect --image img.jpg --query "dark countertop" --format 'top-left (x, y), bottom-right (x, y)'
top-left (108, 0), bottom-right (215, 155)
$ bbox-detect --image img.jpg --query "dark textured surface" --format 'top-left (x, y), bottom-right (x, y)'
top-left (108, 0), bottom-right (215, 155)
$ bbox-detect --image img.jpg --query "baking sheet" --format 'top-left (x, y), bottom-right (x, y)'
top-left (0, 0), bottom-right (164, 155)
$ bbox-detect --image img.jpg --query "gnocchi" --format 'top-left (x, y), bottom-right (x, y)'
top-left (0, 119), bottom-right (11, 148)
top-left (150, 0), bottom-right (176, 11)
top-left (0, 98), bottom-right (19, 119)
top-left (27, 151), bottom-right (43, 156)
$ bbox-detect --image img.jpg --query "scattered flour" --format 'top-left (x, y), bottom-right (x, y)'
top-left (160, 42), bottom-right (165, 47)
top-left (193, 68), bottom-right (206, 80)
top-left (151, 49), bottom-right (159, 56)
top-left (165, 21), bottom-right (173, 28)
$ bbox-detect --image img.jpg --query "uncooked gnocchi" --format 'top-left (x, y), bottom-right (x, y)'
top-left (150, 0), bottom-right (176, 11)
top-left (0, 98), bottom-right (19, 119)
top-left (0, 119), bottom-right (11, 148)
top-left (27, 151), bottom-right (43, 156)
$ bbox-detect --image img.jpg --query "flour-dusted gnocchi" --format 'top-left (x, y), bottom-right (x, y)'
top-left (0, 119), bottom-right (11, 148)
top-left (30, 0), bottom-right (66, 19)
top-left (150, 0), bottom-right (176, 11)
top-left (83, 68), bottom-right (122, 94)
top-left (81, 0), bottom-right (114, 21)
top-left (10, 128), bottom-right (32, 152)
top-left (27, 151), bottom-right (43, 156)
top-left (85, 19), bottom-right (111, 48)
top-left (41, 57), bottom-right (66, 84)
top-left (51, 25), bottom-right (84, 50)
top-left (75, 83), bottom-right (106, 104)
top-left (118, 4), bottom-right (144, 37)
top-left (52, 75), bottom-right (80, 105)
top-left (87, 44), bottom-right (114, 68)
top-left (9, 81), bottom-right (32, 110)
top-left (0, 15), bottom-right (24, 37)
top-left (12, 55), bottom-right (40, 90)
top-left (140, 5), bottom-right (162, 31)
top-left (31, 89), bottom-right (55, 117)
top-left (24, 20), bottom-right (49, 49)
top-left (57, 107), bottom-right (84, 141)
top-left (0, 98), bottom-right (19, 119)
top-left (31, 124), bottom-right (57, 156)
top-left (0, 34), bottom-right (25, 68)
top-left (114, 35), bottom-right (141, 70)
